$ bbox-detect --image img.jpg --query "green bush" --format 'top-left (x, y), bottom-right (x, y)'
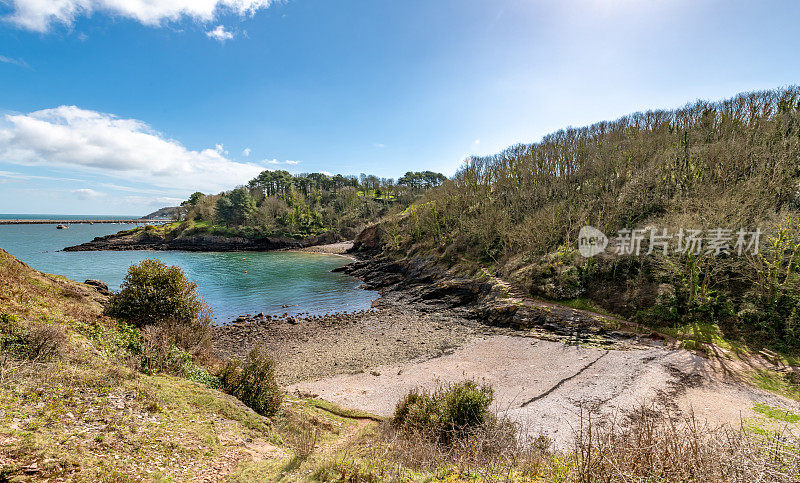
top-left (219, 347), bottom-right (282, 417)
top-left (105, 260), bottom-right (216, 381)
top-left (392, 380), bottom-right (494, 443)
top-left (106, 259), bottom-right (204, 328)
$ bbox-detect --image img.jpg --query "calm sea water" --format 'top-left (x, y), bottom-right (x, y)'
top-left (0, 218), bottom-right (378, 322)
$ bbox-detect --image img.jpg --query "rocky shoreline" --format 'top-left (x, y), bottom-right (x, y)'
top-left (214, 252), bottom-right (658, 384)
top-left (63, 228), bottom-right (340, 252)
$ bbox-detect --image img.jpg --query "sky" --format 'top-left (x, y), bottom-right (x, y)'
top-left (1, 0), bottom-right (800, 215)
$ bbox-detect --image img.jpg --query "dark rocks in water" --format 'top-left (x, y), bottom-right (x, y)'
top-left (286, 317), bottom-right (298, 325)
top-left (84, 279), bottom-right (111, 296)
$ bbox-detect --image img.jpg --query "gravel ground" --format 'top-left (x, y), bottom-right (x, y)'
top-left (214, 255), bottom-right (800, 450)
top-left (291, 241), bottom-right (355, 256)
top-left (214, 306), bottom-right (487, 385)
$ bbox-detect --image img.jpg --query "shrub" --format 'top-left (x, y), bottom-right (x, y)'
top-left (105, 260), bottom-right (217, 382)
top-left (139, 320), bottom-right (218, 387)
top-left (283, 413), bottom-right (320, 460)
top-left (106, 259), bottom-right (204, 328)
top-left (219, 347), bottom-right (282, 417)
top-left (0, 315), bottom-right (66, 362)
top-left (25, 324), bottom-right (67, 361)
top-left (393, 380), bottom-right (494, 444)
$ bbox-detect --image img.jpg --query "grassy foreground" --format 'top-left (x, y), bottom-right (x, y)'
top-left (2, 246), bottom-right (800, 482)
top-left (0, 249), bottom-right (368, 481)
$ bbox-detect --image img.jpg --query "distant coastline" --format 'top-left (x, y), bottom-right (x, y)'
top-left (63, 223), bottom-right (342, 252)
top-left (0, 219), bottom-right (169, 225)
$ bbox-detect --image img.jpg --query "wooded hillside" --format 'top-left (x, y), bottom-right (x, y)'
top-left (379, 86), bottom-right (800, 352)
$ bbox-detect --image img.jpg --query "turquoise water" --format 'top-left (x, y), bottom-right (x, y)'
top-left (0, 220), bottom-right (378, 322)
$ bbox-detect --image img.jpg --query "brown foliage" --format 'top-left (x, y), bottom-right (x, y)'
top-left (386, 87), bottom-right (800, 261)
top-left (25, 323), bottom-right (67, 362)
top-left (378, 403), bottom-right (800, 481)
top-left (139, 315), bottom-right (215, 376)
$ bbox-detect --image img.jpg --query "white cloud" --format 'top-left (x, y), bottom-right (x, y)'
top-left (265, 158), bottom-right (300, 165)
top-left (206, 24), bottom-right (234, 43)
top-left (98, 182), bottom-right (181, 196)
top-left (72, 188), bottom-right (105, 200)
top-left (242, 147), bottom-right (251, 157)
top-left (0, 105), bottom-right (266, 193)
top-left (474, 139), bottom-right (480, 144)
top-left (154, 196), bottom-right (184, 205)
top-left (0, 55), bottom-right (28, 68)
top-left (4, 0), bottom-right (276, 33)
top-left (117, 195), bottom-right (183, 208)
top-left (373, 143), bottom-right (385, 148)
top-left (0, 169), bottom-right (86, 183)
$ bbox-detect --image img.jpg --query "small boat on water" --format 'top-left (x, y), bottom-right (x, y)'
top-left (56, 224), bottom-right (69, 229)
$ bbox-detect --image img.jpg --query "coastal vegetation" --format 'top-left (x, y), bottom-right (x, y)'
top-left (0, 250), bottom-right (334, 480)
top-left (6, 86), bottom-right (800, 480)
top-left (2, 237), bottom-right (799, 480)
top-left (173, 170), bottom-right (447, 241)
top-left (375, 86), bottom-right (800, 355)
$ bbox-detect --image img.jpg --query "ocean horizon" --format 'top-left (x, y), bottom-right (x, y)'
top-left (0, 213), bottom-right (141, 220)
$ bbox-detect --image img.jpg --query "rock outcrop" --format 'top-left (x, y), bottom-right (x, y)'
top-left (84, 279), bottom-right (111, 296)
top-left (64, 229), bottom-right (339, 252)
top-left (340, 254), bottom-right (637, 345)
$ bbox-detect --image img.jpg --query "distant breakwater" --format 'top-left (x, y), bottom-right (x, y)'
top-left (0, 219), bottom-right (170, 225)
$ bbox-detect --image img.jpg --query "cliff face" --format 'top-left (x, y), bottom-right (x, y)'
top-left (63, 228), bottom-right (340, 251)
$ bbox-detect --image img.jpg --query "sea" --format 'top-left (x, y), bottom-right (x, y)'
top-left (0, 215), bottom-right (378, 322)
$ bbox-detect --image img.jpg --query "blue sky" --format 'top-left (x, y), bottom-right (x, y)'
top-left (1, 0), bottom-right (800, 215)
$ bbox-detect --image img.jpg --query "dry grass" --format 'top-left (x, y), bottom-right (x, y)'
top-left (283, 412), bottom-right (321, 459)
top-left (25, 323), bottom-right (67, 362)
top-left (569, 406), bottom-right (800, 482)
top-left (0, 248), bottom-right (378, 481)
top-left (139, 316), bottom-right (215, 376)
top-left (0, 249), bottom-right (107, 329)
top-left (310, 403), bottom-right (800, 482)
